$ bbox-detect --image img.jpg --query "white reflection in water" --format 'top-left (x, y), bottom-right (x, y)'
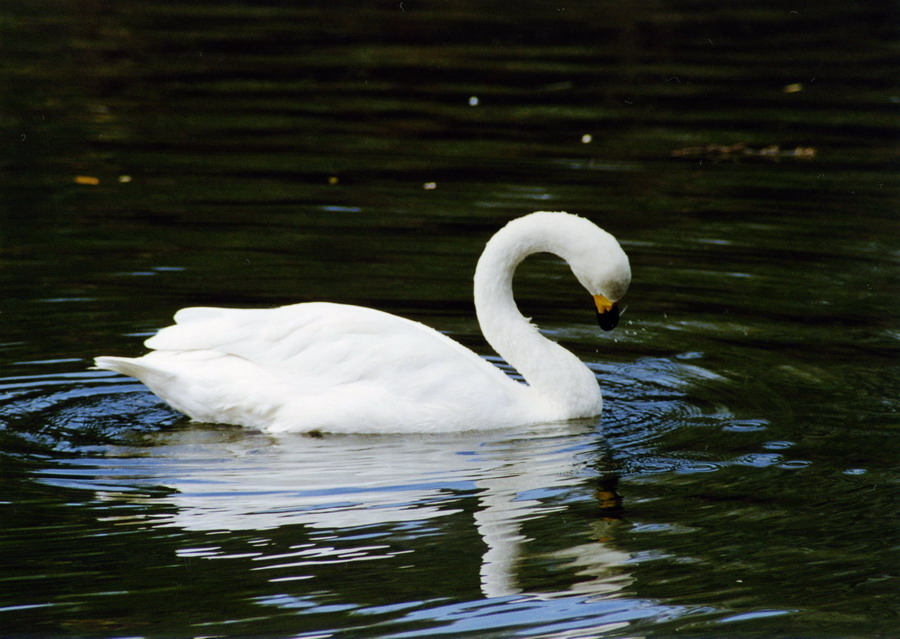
top-left (472, 446), bottom-right (631, 599)
top-left (91, 422), bottom-right (633, 600)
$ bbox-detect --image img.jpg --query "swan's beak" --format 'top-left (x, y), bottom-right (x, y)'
top-left (593, 294), bottom-right (620, 331)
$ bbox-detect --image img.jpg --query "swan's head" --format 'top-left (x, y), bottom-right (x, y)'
top-left (544, 212), bottom-right (631, 332)
top-left (576, 247), bottom-right (630, 331)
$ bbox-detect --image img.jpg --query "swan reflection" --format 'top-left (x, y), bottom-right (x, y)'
top-left (93, 422), bottom-right (633, 599)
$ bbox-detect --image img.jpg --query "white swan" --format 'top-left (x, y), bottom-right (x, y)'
top-left (94, 211), bottom-right (631, 433)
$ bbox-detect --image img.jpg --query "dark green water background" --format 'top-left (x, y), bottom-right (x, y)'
top-left (1, 1), bottom-right (897, 637)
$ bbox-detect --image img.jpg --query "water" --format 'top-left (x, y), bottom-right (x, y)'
top-left (1, 0), bottom-right (897, 636)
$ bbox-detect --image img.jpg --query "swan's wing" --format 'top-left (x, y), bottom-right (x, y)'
top-left (96, 302), bottom-right (533, 432)
top-left (144, 302), bottom-right (516, 398)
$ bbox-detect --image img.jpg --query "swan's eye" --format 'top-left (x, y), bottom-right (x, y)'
top-left (592, 295), bottom-right (620, 331)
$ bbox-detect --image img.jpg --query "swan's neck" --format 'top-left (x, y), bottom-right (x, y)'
top-left (473, 220), bottom-right (603, 419)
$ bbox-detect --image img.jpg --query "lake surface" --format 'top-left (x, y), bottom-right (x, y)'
top-left (1, 1), bottom-right (897, 636)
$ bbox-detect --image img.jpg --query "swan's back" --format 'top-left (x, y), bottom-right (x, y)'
top-left (96, 302), bottom-right (529, 433)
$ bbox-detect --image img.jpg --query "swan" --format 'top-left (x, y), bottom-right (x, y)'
top-left (94, 211), bottom-right (631, 433)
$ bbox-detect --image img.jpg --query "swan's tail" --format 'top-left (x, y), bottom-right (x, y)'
top-left (93, 356), bottom-right (174, 388)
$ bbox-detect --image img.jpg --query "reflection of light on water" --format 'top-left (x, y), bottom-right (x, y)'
top-left (474, 452), bottom-right (632, 600)
top-left (18, 352), bottom-right (760, 633)
top-left (24, 353), bottom-right (749, 631)
top-left (87, 423), bottom-right (637, 601)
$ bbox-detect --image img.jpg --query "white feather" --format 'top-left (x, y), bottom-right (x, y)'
top-left (94, 211), bottom-right (631, 433)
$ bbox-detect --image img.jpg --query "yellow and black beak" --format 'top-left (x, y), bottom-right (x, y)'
top-left (593, 294), bottom-right (620, 331)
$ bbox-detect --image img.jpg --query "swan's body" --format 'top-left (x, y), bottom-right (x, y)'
top-left (94, 211), bottom-right (630, 433)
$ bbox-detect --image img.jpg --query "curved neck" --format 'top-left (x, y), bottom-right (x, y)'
top-left (473, 217), bottom-right (602, 418)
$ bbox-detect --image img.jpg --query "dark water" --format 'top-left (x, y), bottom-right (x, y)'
top-left (1, 1), bottom-right (897, 637)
